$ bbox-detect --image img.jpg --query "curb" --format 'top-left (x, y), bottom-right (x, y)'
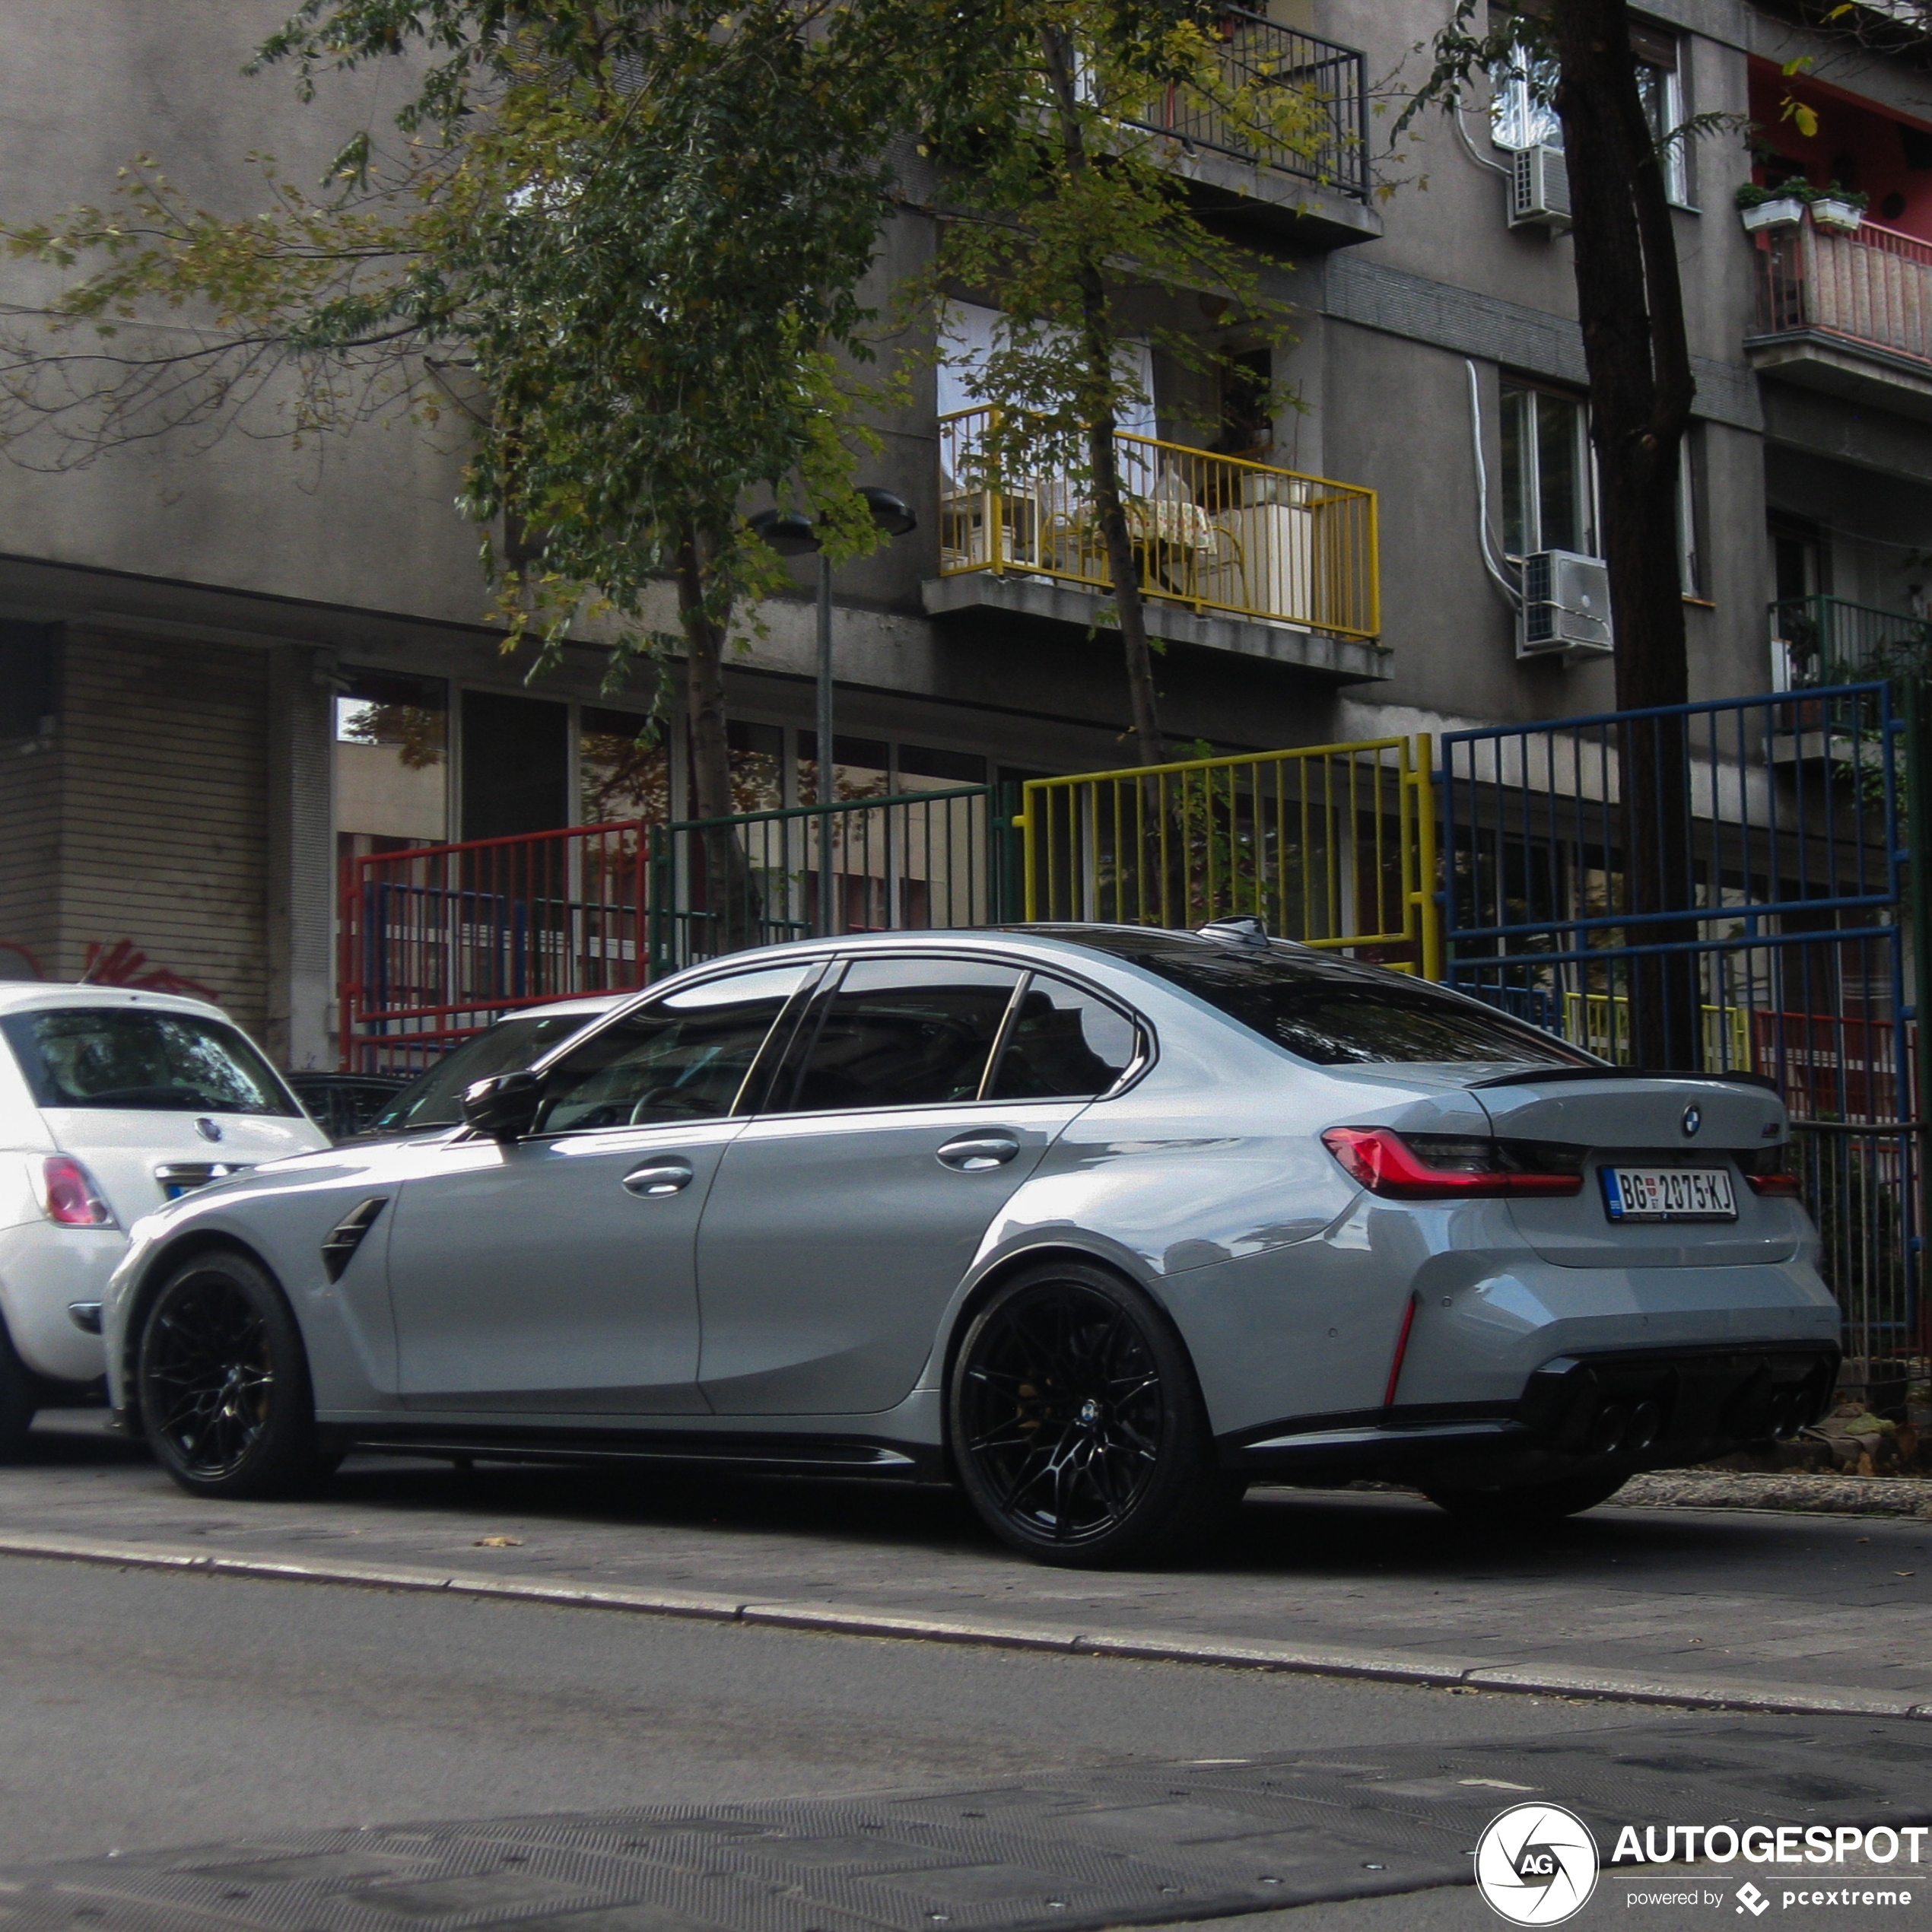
top-left (0, 1527), bottom-right (1922, 1723)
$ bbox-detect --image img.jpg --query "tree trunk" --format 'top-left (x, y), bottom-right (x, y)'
top-left (1551, 0), bottom-right (1700, 1068)
top-left (674, 520), bottom-right (759, 955)
top-left (1040, 25), bottom-right (1164, 772)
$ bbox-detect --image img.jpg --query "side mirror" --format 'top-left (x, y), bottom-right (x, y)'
top-left (461, 1069), bottom-right (543, 1141)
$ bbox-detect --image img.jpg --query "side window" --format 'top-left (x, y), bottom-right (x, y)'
top-left (774, 958), bottom-right (1022, 1113)
top-left (986, 974), bottom-right (1141, 1101)
top-left (534, 966), bottom-right (809, 1135)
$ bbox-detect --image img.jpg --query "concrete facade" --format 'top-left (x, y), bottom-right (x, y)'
top-left (0, 0), bottom-right (1925, 1066)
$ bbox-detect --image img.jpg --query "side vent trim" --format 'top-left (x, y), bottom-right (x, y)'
top-left (321, 1197), bottom-right (390, 1283)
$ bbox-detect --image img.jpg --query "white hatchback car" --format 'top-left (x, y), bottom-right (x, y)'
top-left (0, 985), bottom-right (326, 1449)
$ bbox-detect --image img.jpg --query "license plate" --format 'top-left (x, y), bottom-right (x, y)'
top-left (1602, 1166), bottom-right (1737, 1222)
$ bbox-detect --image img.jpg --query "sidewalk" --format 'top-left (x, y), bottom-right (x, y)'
top-left (6, 1412), bottom-right (1931, 1718)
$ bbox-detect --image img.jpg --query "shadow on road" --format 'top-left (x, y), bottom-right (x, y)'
top-left (21, 1406), bottom-right (1885, 1593)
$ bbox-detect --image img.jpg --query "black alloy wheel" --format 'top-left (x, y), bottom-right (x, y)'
top-left (949, 1261), bottom-right (1222, 1567)
top-left (138, 1250), bottom-right (326, 1499)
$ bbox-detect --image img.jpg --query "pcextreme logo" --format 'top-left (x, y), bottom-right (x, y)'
top-left (1475, 1803), bottom-right (1601, 1924)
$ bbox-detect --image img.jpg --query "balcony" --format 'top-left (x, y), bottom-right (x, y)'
top-left (1765, 593), bottom-right (1925, 762)
top-left (1749, 219), bottom-right (1932, 419)
top-left (922, 408), bottom-right (1386, 682)
top-left (1118, 14), bottom-right (1378, 247)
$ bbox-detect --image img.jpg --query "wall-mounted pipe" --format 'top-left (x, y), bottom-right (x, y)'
top-left (1465, 359), bottom-right (1522, 609)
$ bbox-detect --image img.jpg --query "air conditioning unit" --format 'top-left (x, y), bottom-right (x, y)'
top-left (1509, 143), bottom-right (1571, 231)
top-left (1518, 549), bottom-right (1613, 659)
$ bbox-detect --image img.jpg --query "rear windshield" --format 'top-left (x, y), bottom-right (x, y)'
top-left (2, 1008), bottom-right (300, 1114)
top-left (1037, 930), bottom-right (1596, 1068)
top-left (364, 1009), bottom-right (608, 1136)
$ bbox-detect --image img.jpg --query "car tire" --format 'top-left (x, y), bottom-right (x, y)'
top-left (1423, 1471), bottom-right (1630, 1525)
top-left (137, 1250), bottom-right (326, 1500)
top-left (0, 1317), bottom-right (37, 1461)
top-left (949, 1260), bottom-right (1222, 1568)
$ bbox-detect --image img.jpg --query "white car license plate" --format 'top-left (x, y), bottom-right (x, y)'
top-left (1602, 1166), bottom-right (1737, 1222)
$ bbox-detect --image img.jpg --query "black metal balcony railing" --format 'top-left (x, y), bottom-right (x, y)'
top-left (1122, 14), bottom-right (1369, 200)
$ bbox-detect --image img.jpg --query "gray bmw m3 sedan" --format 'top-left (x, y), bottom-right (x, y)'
top-left (103, 923), bottom-right (1838, 1566)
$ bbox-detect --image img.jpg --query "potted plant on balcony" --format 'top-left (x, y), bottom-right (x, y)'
top-left (1737, 182), bottom-right (1806, 233)
top-left (1805, 183), bottom-right (1869, 233)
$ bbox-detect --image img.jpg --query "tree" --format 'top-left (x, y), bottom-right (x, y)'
top-left (2, 0), bottom-right (903, 933)
top-left (1403, 1), bottom-right (1705, 1066)
top-left (914, 0), bottom-right (1336, 767)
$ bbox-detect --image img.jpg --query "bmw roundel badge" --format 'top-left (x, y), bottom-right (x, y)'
top-left (195, 1117), bottom-right (224, 1143)
top-left (1681, 1105), bottom-right (1702, 1138)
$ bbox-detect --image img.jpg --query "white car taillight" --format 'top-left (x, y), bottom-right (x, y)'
top-left (39, 1155), bottom-right (116, 1228)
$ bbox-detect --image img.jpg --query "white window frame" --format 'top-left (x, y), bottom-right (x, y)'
top-left (1499, 380), bottom-right (1598, 561)
top-left (1492, 27), bottom-right (1694, 211)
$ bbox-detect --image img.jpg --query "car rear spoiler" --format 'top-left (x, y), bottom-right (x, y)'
top-left (1469, 1066), bottom-right (1781, 1094)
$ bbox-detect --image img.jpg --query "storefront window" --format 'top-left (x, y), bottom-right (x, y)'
top-left (581, 707), bottom-right (671, 825)
top-left (335, 669), bottom-right (449, 850)
top-left (798, 732), bottom-right (891, 807)
top-left (729, 720), bottom-right (786, 815)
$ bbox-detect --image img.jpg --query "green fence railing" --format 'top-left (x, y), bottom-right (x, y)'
top-left (645, 784), bottom-right (1022, 977)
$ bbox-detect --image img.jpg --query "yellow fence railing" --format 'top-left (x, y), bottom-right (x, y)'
top-left (938, 408), bottom-right (1381, 643)
top-left (1562, 992), bottom-right (1753, 1072)
top-left (1019, 737), bottom-right (1440, 976)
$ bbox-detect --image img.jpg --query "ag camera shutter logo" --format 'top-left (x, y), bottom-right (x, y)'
top-left (1475, 1803), bottom-right (1600, 1924)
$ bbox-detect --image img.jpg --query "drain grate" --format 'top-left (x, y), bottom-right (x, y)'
top-left (5, 1718), bottom-right (1931, 1931)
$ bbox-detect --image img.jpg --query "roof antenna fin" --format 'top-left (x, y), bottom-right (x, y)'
top-left (1196, 915), bottom-right (1270, 949)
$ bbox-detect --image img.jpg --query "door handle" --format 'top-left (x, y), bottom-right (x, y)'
top-left (622, 1158), bottom-right (694, 1197)
top-left (936, 1133), bottom-right (1020, 1173)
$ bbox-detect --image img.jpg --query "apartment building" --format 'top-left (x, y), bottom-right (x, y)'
top-left (0, 0), bottom-right (1922, 1070)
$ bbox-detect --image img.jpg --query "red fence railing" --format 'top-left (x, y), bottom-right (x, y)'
top-left (340, 820), bottom-right (649, 1073)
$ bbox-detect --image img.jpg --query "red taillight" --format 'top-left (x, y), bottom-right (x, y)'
top-left (1320, 1126), bottom-right (1583, 1200)
top-left (40, 1156), bottom-right (115, 1228)
top-left (1743, 1146), bottom-right (1803, 1198)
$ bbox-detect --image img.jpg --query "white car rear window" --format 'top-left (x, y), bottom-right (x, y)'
top-left (0, 1009), bottom-right (299, 1115)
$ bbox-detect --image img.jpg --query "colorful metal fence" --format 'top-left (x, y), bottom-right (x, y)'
top-left (645, 785), bottom-right (1012, 978)
top-left (341, 818), bottom-right (650, 1072)
top-left (1438, 683), bottom-right (1916, 1357)
top-left (1019, 737), bottom-right (1440, 974)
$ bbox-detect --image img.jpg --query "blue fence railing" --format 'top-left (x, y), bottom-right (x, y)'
top-left (1439, 682), bottom-right (1915, 1357)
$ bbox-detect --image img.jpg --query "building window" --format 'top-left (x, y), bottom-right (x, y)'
top-left (334, 668), bottom-right (449, 859)
top-left (580, 707), bottom-right (669, 825)
top-left (1631, 24), bottom-right (1690, 208)
top-left (1499, 380), bottom-right (1595, 559)
top-left (1492, 27), bottom-right (1690, 208)
top-left (1491, 43), bottom-right (1560, 152)
top-left (1676, 436), bottom-right (1701, 599)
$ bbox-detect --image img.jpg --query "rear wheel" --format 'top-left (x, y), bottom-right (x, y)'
top-left (138, 1250), bottom-right (325, 1499)
top-left (1423, 1470), bottom-right (1630, 1526)
top-left (949, 1261), bottom-right (1221, 1568)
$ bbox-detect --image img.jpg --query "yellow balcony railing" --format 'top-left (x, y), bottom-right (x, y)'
top-left (937, 408), bottom-right (1381, 643)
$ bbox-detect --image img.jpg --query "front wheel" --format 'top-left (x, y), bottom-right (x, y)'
top-left (949, 1262), bottom-right (1221, 1568)
top-left (138, 1250), bottom-right (326, 1499)
top-left (1423, 1470), bottom-right (1630, 1526)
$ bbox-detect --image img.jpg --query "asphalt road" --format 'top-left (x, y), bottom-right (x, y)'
top-left (7, 1544), bottom-right (1932, 1932)
top-left (5, 1416), bottom-right (1932, 1932)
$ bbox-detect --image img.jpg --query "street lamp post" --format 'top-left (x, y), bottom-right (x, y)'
top-left (749, 488), bottom-right (917, 935)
